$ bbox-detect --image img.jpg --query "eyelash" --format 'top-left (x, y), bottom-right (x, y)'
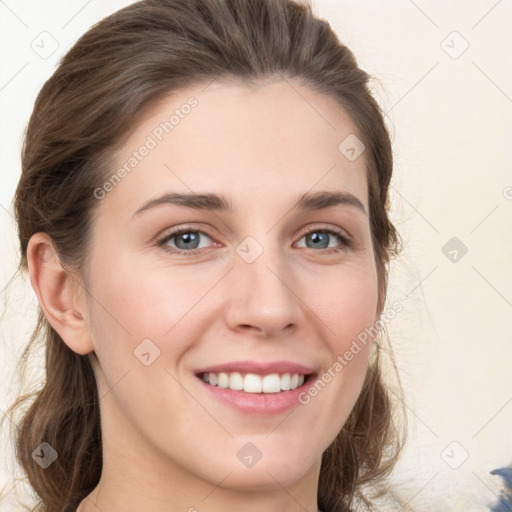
top-left (157, 225), bottom-right (353, 256)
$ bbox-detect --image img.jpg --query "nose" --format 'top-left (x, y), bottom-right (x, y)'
top-left (223, 242), bottom-right (301, 339)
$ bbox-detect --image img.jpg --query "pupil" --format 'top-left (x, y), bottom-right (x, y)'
top-left (178, 232), bottom-right (199, 249)
top-left (309, 232), bottom-right (328, 248)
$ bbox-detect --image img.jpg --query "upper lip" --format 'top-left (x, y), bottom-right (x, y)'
top-left (195, 360), bottom-right (316, 376)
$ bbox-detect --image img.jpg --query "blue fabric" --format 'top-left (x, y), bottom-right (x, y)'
top-left (490, 467), bottom-right (512, 512)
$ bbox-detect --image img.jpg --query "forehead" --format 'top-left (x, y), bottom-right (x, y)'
top-left (98, 79), bottom-right (368, 220)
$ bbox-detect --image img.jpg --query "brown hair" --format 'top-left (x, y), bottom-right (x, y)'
top-left (4, 0), bottom-right (405, 510)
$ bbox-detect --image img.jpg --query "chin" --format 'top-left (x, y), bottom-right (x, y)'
top-left (212, 444), bottom-right (318, 491)
top-left (218, 463), bottom-right (312, 492)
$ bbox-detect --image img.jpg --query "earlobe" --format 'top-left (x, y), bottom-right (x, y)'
top-left (26, 232), bottom-right (94, 355)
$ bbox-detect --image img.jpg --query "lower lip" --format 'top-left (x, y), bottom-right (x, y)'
top-left (196, 375), bottom-right (316, 416)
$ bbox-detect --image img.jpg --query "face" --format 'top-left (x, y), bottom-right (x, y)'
top-left (82, 79), bottom-right (379, 496)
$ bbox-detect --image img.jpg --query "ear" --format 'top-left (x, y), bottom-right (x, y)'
top-left (27, 232), bottom-right (94, 355)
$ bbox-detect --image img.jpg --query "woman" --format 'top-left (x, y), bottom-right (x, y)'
top-left (7, 0), bottom-right (405, 510)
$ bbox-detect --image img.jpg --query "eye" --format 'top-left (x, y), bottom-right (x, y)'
top-left (295, 227), bottom-right (352, 253)
top-left (157, 225), bottom-right (352, 256)
top-left (158, 228), bottom-right (216, 254)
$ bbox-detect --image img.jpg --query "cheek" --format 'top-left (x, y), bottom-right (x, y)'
top-left (85, 262), bottom-right (203, 425)
top-left (296, 262), bottom-right (378, 431)
top-left (88, 256), bottom-right (205, 340)
top-left (307, 261), bottom-right (379, 346)
top-left (84, 255), bottom-right (224, 404)
top-left (87, 248), bottom-right (379, 371)
top-left (325, 279), bottom-right (377, 376)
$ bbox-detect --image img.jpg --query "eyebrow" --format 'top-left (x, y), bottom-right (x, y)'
top-left (132, 190), bottom-right (367, 218)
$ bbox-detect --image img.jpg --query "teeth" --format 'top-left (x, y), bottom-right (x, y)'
top-left (218, 372), bottom-right (229, 388)
top-left (201, 372), bottom-right (307, 393)
top-left (229, 372), bottom-right (244, 391)
top-left (244, 373), bottom-right (262, 393)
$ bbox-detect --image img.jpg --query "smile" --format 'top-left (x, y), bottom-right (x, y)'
top-left (200, 371), bottom-right (307, 393)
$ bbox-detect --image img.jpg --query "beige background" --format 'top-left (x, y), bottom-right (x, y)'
top-left (1, 1), bottom-right (511, 510)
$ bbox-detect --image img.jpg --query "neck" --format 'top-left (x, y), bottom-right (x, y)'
top-left (76, 405), bottom-right (322, 512)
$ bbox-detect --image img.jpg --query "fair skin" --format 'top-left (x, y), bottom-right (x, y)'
top-left (28, 79), bottom-right (380, 512)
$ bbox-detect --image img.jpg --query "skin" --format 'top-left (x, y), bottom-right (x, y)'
top-left (28, 79), bottom-right (381, 512)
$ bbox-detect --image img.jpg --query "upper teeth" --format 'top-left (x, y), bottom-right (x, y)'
top-left (201, 372), bottom-right (305, 393)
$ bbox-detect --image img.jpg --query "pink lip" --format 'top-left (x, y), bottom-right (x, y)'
top-left (193, 360), bottom-right (318, 416)
top-left (194, 360), bottom-right (316, 376)
top-left (197, 379), bottom-right (316, 416)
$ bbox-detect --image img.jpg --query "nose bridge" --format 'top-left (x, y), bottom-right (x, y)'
top-left (224, 232), bottom-right (300, 337)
